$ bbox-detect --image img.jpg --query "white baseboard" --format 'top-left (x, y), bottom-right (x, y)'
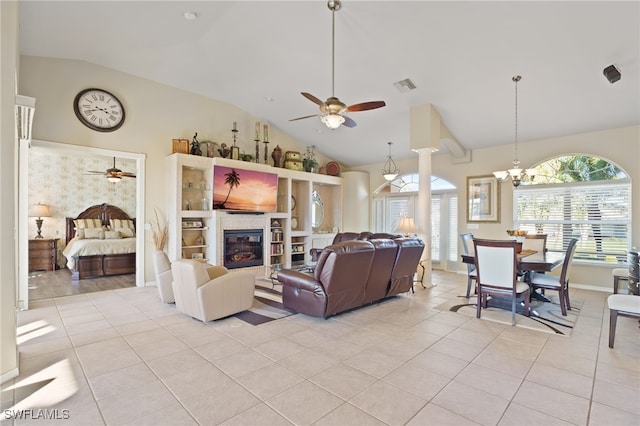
top-left (0, 350), bottom-right (20, 384)
top-left (571, 283), bottom-right (613, 293)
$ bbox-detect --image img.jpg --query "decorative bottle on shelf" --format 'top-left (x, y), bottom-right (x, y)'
top-left (271, 145), bottom-right (283, 168)
top-left (201, 198), bottom-right (209, 211)
top-left (185, 200), bottom-right (191, 210)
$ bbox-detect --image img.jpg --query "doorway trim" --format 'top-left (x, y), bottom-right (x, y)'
top-left (19, 139), bottom-right (146, 310)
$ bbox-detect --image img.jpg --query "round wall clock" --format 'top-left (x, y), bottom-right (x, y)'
top-left (73, 88), bottom-right (125, 132)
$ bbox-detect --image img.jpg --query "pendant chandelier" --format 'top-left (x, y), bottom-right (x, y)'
top-left (493, 75), bottom-right (537, 187)
top-left (382, 142), bottom-right (399, 181)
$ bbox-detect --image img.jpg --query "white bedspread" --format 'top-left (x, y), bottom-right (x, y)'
top-left (63, 237), bottom-right (136, 270)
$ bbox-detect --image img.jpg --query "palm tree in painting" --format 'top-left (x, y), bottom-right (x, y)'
top-left (215, 169), bottom-right (241, 209)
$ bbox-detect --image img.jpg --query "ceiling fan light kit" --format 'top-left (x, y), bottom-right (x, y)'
top-left (290, 0), bottom-right (386, 129)
top-left (86, 157), bottom-right (136, 183)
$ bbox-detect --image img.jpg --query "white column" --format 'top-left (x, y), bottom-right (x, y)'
top-left (415, 148), bottom-right (434, 287)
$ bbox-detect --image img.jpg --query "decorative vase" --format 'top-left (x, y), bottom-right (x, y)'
top-left (271, 145), bottom-right (283, 167)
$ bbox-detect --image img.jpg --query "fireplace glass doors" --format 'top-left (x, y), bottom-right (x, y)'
top-left (223, 229), bottom-right (264, 269)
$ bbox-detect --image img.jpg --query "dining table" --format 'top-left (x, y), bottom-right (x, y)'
top-left (461, 249), bottom-right (565, 302)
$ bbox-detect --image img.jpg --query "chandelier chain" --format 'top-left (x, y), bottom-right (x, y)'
top-left (514, 75), bottom-right (519, 163)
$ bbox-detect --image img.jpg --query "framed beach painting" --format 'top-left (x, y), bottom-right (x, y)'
top-left (467, 175), bottom-right (500, 223)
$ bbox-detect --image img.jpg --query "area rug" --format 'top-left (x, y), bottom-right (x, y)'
top-left (435, 295), bottom-right (582, 336)
top-left (233, 283), bottom-right (296, 326)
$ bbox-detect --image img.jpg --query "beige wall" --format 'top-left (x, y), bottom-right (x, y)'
top-left (19, 55), bottom-right (333, 281)
top-left (1, 0), bottom-right (19, 383)
top-left (348, 125), bottom-right (640, 290)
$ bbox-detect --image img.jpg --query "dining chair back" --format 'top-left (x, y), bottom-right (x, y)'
top-left (460, 233), bottom-right (477, 298)
top-left (473, 238), bottom-right (530, 325)
top-left (522, 234), bottom-right (547, 253)
top-left (529, 238), bottom-right (579, 316)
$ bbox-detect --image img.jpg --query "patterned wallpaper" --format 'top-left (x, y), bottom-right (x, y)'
top-left (28, 148), bottom-right (137, 257)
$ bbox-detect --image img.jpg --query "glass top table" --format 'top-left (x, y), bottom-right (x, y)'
top-left (268, 261), bottom-right (316, 287)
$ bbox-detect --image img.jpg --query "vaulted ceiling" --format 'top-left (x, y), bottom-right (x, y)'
top-left (19, 1), bottom-right (639, 166)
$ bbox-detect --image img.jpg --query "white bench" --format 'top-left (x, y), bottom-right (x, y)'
top-left (607, 294), bottom-right (640, 348)
top-left (612, 267), bottom-right (629, 294)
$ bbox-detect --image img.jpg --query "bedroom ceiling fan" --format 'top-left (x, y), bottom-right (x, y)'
top-left (289, 0), bottom-right (386, 129)
top-left (85, 157), bottom-right (136, 183)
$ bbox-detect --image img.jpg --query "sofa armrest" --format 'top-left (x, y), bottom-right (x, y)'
top-left (277, 269), bottom-right (321, 293)
top-left (309, 248), bottom-right (323, 262)
top-left (197, 271), bottom-right (255, 321)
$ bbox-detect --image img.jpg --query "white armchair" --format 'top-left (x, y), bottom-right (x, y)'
top-left (153, 250), bottom-right (174, 303)
top-left (171, 259), bottom-right (255, 322)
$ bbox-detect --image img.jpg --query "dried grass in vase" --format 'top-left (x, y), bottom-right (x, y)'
top-left (152, 208), bottom-right (168, 251)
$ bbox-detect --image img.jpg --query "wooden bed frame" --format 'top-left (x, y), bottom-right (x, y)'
top-left (65, 203), bottom-right (136, 280)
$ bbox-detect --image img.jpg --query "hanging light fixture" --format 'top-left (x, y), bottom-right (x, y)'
top-left (493, 75), bottom-right (537, 187)
top-left (383, 142), bottom-right (399, 181)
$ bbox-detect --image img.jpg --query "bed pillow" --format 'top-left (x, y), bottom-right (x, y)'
top-left (76, 228), bottom-right (85, 239)
top-left (116, 227), bottom-right (135, 238)
top-left (104, 230), bottom-right (123, 239)
top-left (74, 218), bottom-right (102, 229)
top-left (110, 219), bottom-right (134, 230)
top-left (84, 228), bottom-right (105, 239)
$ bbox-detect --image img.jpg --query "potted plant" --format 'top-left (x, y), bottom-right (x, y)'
top-left (303, 145), bottom-right (319, 173)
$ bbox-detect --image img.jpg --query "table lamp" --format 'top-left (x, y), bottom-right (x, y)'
top-left (396, 216), bottom-right (417, 237)
top-left (29, 203), bottom-right (51, 239)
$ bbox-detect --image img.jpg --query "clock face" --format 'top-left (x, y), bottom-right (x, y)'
top-left (73, 88), bottom-right (125, 132)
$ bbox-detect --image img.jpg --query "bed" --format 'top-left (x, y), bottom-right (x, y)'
top-left (63, 203), bottom-right (136, 280)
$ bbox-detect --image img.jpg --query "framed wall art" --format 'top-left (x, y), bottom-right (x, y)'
top-left (467, 175), bottom-right (500, 223)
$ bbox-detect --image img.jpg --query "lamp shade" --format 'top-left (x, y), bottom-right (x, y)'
top-left (29, 203), bottom-right (51, 218)
top-left (396, 216), bottom-right (417, 234)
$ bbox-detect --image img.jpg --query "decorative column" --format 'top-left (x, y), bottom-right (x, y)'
top-left (410, 104), bottom-right (441, 288)
top-left (415, 148), bottom-right (433, 287)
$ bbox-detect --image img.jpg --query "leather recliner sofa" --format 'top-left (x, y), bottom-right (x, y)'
top-left (309, 231), bottom-right (403, 261)
top-left (278, 238), bottom-right (424, 318)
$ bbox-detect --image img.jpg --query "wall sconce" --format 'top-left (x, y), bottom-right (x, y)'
top-left (29, 203), bottom-right (51, 239)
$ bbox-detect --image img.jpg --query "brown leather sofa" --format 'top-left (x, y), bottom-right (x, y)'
top-left (278, 237), bottom-right (424, 318)
top-left (309, 231), bottom-right (403, 261)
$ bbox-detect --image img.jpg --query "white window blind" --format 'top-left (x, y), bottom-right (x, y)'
top-left (514, 181), bottom-right (631, 264)
top-left (448, 196), bottom-right (458, 262)
top-left (432, 197), bottom-right (441, 262)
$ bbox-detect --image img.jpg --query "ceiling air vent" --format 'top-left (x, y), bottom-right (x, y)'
top-left (393, 78), bottom-right (417, 93)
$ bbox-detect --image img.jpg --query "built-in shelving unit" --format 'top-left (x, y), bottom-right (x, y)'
top-left (166, 153), bottom-right (343, 274)
top-left (269, 218), bottom-right (285, 267)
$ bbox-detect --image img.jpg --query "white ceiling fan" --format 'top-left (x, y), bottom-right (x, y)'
top-left (289, 0), bottom-right (386, 129)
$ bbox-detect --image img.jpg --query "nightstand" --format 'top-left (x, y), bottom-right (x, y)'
top-left (28, 238), bottom-right (59, 272)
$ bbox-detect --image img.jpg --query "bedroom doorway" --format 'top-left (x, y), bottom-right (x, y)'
top-left (18, 139), bottom-right (146, 310)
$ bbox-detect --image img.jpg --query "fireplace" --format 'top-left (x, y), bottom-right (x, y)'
top-left (223, 229), bottom-right (264, 269)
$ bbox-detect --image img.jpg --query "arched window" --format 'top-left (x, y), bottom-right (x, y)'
top-left (514, 155), bottom-right (631, 264)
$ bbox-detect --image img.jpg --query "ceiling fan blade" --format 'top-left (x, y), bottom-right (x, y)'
top-left (289, 114), bottom-right (319, 122)
top-left (346, 101), bottom-right (386, 112)
top-left (121, 172), bottom-right (136, 178)
top-left (301, 92), bottom-right (325, 106)
top-left (86, 171), bottom-right (106, 174)
top-left (342, 116), bottom-right (357, 128)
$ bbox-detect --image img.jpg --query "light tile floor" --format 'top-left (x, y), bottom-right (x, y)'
top-left (2, 271), bottom-right (639, 425)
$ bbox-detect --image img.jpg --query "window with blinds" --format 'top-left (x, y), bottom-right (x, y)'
top-left (514, 180), bottom-right (631, 264)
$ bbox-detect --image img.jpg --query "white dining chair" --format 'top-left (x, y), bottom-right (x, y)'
top-left (473, 238), bottom-right (530, 325)
top-left (529, 238), bottom-right (578, 316)
top-left (522, 234), bottom-right (547, 252)
top-left (460, 233), bottom-right (477, 298)
top-left (607, 294), bottom-right (640, 348)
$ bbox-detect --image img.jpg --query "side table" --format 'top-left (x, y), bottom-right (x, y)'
top-left (28, 238), bottom-right (59, 272)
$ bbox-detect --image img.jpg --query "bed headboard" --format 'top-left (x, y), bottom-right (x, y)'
top-left (65, 203), bottom-right (135, 244)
